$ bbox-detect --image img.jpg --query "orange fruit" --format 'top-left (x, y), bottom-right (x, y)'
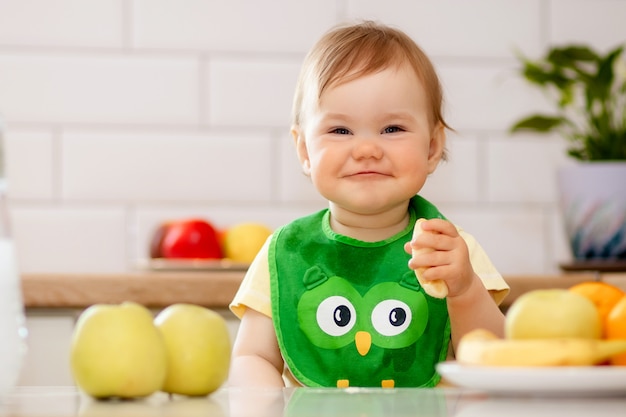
top-left (606, 295), bottom-right (626, 366)
top-left (569, 281), bottom-right (624, 335)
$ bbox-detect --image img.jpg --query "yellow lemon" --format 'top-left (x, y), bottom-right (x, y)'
top-left (222, 222), bottom-right (272, 263)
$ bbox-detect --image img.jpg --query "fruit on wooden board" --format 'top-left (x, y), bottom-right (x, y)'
top-left (150, 218), bottom-right (223, 259)
top-left (222, 222), bottom-right (272, 263)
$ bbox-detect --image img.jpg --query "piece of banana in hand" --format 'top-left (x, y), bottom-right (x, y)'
top-left (457, 329), bottom-right (626, 367)
top-left (412, 218), bottom-right (448, 298)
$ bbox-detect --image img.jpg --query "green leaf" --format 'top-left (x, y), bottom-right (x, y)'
top-left (510, 42), bottom-right (626, 161)
top-left (547, 46), bottom-right (599, 65)
top-left (522, 62), bottom-right (571, 88)
top-left (510, 115), bottom-right (565, 133)
top-left (592, 46), bottom-right (622, 99)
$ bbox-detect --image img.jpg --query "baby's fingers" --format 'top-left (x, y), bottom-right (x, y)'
top-left (411, 218), bottom-right (448, 298)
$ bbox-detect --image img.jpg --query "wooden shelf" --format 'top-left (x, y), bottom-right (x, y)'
top-left (20, 270), bottom-right (245, 309)
top-left (560, 261), bottom-right (626, 273)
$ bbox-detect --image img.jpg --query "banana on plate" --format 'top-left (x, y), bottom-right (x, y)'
top-left (456, 329), bottom-right (626, 367)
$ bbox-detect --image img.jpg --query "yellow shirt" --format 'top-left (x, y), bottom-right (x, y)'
top-left (230, 227), bottom-right (509, 319)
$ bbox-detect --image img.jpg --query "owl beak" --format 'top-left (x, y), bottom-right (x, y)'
top-left (355, 331), bottom-right (372, 356)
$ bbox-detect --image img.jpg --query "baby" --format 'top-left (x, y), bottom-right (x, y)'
top-left (228, 20), bottom-right (509, 388)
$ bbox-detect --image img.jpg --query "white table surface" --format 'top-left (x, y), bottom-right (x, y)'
top-left (1, 386), bottom-right (625, 417)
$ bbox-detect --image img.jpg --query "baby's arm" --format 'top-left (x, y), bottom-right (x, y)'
top-left (229, 308), bottom-right (285, 388)
top-left (407, 219), bottom-right (505, 351)
top-left (445, 272), bottom-right (505, 352)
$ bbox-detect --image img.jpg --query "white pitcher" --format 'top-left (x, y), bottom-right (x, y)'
top-left (0, 119), bottom-right (27, 398)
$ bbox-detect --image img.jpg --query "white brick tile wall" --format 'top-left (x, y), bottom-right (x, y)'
top-left (61, 130), bottom-right (274, 202)
top-left (0, 0), bottom-right (620, 274)
top-left (346, 0), bottom-right (545, 57)
top-left (4, 129), bottom-right (55, 199)
top-left (0, 0), bottom-right (124, 48)
top-left (132, 0), bottom-right (339, 53)
top-left (443, 206), bottom-right (549, 275)
top-left (420, 132), bottom-right (481, 204)
top-left (550, 0), bottom-right (626, 49)
top-left (207, 58), bottom-right (301, 127)
top-left (438, 64), bottom-right (552, 131)
top-left (11, 205), bottom-right (127, 273)
top-left (486, 134), bottom-right (571, 204)
top-left (0, 54), bottom-right (198, 124)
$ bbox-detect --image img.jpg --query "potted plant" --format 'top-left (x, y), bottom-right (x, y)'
top-left (510, 44), bottom-right (626, 264)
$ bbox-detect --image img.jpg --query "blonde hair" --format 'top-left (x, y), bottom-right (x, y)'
top-left (292, 21), bottom-right (450, 135)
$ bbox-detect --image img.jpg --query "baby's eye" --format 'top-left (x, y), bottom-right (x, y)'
top-left (330, 127), bottom-right (351, 135)
top-left (383, 125), bottom-right (404, 134)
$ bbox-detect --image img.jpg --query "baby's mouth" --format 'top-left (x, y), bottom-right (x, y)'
top-left (346, 170), bottom-right (391, 178)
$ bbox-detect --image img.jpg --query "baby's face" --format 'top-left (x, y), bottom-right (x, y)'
top-left (294, 64), bottom-right (445, 217)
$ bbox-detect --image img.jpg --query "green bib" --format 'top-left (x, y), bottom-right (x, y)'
top-left (269, 195), bottom-right (451, 388)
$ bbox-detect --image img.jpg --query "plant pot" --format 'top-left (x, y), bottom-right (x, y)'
top-left (557, 162), bottom-right (626, 260)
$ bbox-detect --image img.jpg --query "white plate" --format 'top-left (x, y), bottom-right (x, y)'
top-left (135, 258), bottom-right (250, 271)
top-left (436, 361), bottom-right (626, 396)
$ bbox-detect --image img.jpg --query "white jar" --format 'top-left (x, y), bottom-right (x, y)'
top-left (0, 120), bottom-right (27, 398)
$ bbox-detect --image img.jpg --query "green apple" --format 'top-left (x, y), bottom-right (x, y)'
top-left (154, 303), bottom-right (231, 396)
top-left (222, 222), bottom-right (272, 263)
top-left (505, 289), bottom-right (602, 339)
top-left (70, 302), bottom-right (167, 399)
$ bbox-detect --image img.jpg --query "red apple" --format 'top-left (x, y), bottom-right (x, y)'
top-left (150, 219), bottom-right (223, 259)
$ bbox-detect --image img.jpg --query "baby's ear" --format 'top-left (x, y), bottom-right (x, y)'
top-left (292, 126), bottom-right (311, 176)
top-left (427, 123), bottom-right (446, 173)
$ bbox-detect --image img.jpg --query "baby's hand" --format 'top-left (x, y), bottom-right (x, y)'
top-left (405, 219), bottom-right (474, 299)
top-left (410, 219), bottom-right (447, 298)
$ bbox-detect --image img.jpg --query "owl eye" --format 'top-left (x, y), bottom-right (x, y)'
top-left (371, 299), bottom-right (412, 337)
top-left (316, 296), bottom-right (356, 336)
